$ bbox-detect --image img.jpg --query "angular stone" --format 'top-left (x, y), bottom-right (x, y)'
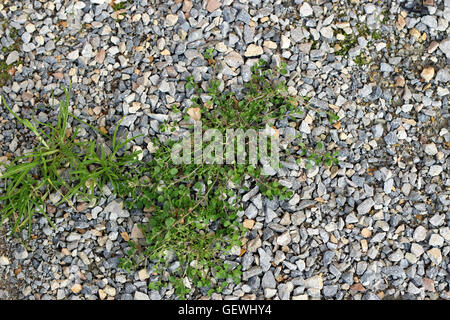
top-left (165, 14), bottom-right (178, 27)
top-left (6, 51), bottom-right (19, 65)
top-left (182, 0), bottom-right (193, 13)
top-left (388, 249), bottom-right (404, 262)
top-left (428, 165), bottom-right (442, 176)
top-left (299, 120), bottom-right (310, 134)
top-left (422, 278), bottom-right (435, 292)
top-left (263, 40), bottom-right (277, 49)
top-left (265, 207), bottom-right (278, 223)
top-left (187, 30), bottom-right (203, 42)
top-left (244, 44), bottom-right (263, 57)
top-left (421, 15), bottom-right (437, 29)
top-left (131, 224), bottom-right (145, 240)
top-left (104, 286), bottom-right (116, 297)
top-left (187, 107), bottom-right (201, 121)
top-left (67, 50), bottom-right (79, 60)
top-left (359, 84), bottom-right (372, 98)
top-left (244, 203), bottom-right (258, 219)
top-left (0, 255), bottom-right (10, 266)
top-left (224, 51), bottom-right (244, 68)
top-left (243, 266), bottom-right (263, 280)
top-left (429, 234), bottom-right (444, 247)
top-left (320, 26), bottom-right (333, 39)
top-left (134, 291), bottom-right (150, 300)
top-left (150, 291), bottom-right (161, 300)
top-left (424, 143), bottom-right (438, 156)
top-left (206, 0), bottom-right (221, 13)
top-left (81, 43), bottom-right (94, 58)
top-left (159, 80), bottom-right (171, 93)
top-left (429, 214), bottom-right (444, 227)
top-left (243, 219), bottom-right (255, 229)
top-left (264, 288), bottom-right (277, 298)
top-left (372, 124), bottom-right (384, 138)
top-left (384, 178), bottom-right (394, 194)
top-left (280, 35), bottom-right (290, 49)
top-left (413, 226), bottom-right (427, 242)
top-left (380, 63), bottom-right (394, 73)
top-left (98, 289), bottom-right (107, 300)
top-left (384, 132), bottom-right (398, 145)
top-left (71, 284), bottom-right (82, 294)
top-left (298, 200), bottom-right (316, 210)
top-left (396, 15), bottom-right (406, 30)
top-left (277, 231), bottom-right (291, 246)
top-left (14, 248), bottom-right (28, 260)
top-left (357, 198), bottom-right (375, 215)
top-left (382, 266), bottom-right (404, 278)
top-left (291, 211), bottom-right (306, 226)
top-left (67, 233), bottom-right (81, 242)
top-left (299, 2), bottom-right (313, 17)
top-left (247, 236), bottom-right (261, 253)
top-left (421, 66), bottom-right (435, 82)
top-left (138, 269), bottom-right (150, 281)
top-left (258, 248), bottom-right (272, 271)
top-left (345, 214), bottom-right (358, 224)
top-left (261, 271), bottom-right (276, 289)
top-left (290, 27), bottom-right (304, 42)
top-left (323, 285), bottom-right (339, 297)
top-left (104, 200), bottom-right (128, 219)
top-left (278, 282), bottom-right (294, 300)
top-left (427, 248), bottom-right (442, 264)
top-left (303, 275), bottom-right (323, 289)
top-left (396, 75), bottom-right (405, 87)
top-left (410, 243), bottom-right (424, 257)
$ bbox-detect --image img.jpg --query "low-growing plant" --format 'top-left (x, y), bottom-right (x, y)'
top-left (118, 143), bottom-right (246, 297)
top-left (335, 25), bottom-right (386, 58)
top-left (335, 34), bottom-right (358, 56)
top-left (354, 53), bottom-right (370, 66)
top-left (118, 50), bottom-right (339, 298)
top-left (371, 30), bottom-right (382, 40)
top-left (0, 88), bottom-right (141, 235)
top-left (110, 0), bottom-right (126, 11)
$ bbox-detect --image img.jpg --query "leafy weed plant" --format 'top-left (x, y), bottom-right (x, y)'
top-left (118, 50), bottom-right (339, 298)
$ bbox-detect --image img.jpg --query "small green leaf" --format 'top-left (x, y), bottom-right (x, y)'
top-left (165, 217), bottom-right (176, 228)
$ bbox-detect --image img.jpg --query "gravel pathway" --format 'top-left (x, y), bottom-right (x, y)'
top-left (0, 0), bottom-right (448, 300)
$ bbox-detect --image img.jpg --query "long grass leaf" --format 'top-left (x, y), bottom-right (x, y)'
top-left (0, 161), bottom-right (38, 180)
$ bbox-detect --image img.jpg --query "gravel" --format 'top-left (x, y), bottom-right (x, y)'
top-left (0, 0), bottom-right (448, 301)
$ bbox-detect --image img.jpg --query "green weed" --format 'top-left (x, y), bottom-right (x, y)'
top-left (354, 53), bottom-right (369, 66)
top-left (118, 50), bottom-right (339, 298)
top-left (335, 34), bottom-right (358, 56)
top-left (111, 2), bottom-right (126, 11)
top-left (0, 88), bottom-right (141, 236)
